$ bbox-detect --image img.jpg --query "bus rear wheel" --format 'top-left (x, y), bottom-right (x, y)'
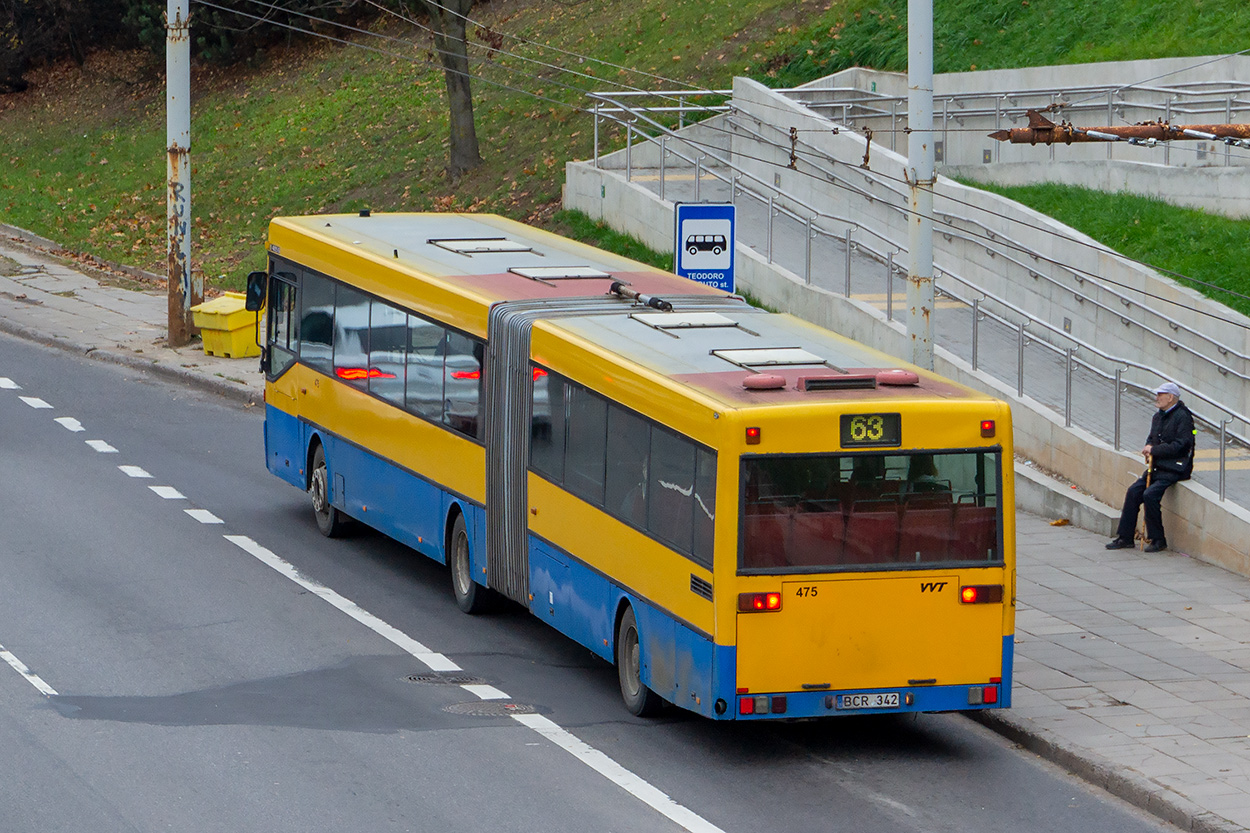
top-left (616, 606), bottom-right (663, 717)
top-left (310, 445), bottom-right (346, 538)
top-left (449, 515), bottom-right (489, 614)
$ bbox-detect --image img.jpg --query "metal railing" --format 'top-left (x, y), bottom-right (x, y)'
top-left (585, 91), bottom-right (1249, 502)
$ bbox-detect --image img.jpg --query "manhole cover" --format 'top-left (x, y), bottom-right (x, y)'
top-left (406, 673), bottom-right (490, 686)
top-left (444, 701), bottom-right (542, 717)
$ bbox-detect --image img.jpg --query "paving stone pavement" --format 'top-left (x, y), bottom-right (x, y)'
top-left (3, 228), bottom-right (1250, 831)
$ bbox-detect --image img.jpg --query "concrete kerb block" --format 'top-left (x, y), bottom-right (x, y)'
top-left (971, 709), bottom-right (1242, 833)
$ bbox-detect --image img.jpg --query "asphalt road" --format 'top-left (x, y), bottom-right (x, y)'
top-left (0, 330), bottom-right (1175, 833)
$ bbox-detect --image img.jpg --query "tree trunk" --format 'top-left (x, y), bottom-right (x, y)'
top-left (424, 0), bottom-right (482, 180)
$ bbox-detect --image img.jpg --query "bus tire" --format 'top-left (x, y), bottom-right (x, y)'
top-left (310, 444), bottom-right (347, 538)
top-left (449, 514), bottom-right (489, 614)
top-left (616, 606), bottom-right (664, 717)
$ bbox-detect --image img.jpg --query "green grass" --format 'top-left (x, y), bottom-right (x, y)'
top-left (0, 0), bottom-right (820, 290)
top-left (960, 181), bottom-right (1250, 317)
top-left (755, 0), bottom-right (1250, 85)
top-left (2, 0), bottom-right (1248, 314)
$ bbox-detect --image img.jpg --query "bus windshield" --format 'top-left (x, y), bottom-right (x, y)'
top-left (740, 450), bottom-right (1001, 571)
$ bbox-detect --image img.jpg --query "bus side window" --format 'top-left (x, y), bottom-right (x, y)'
top-left (332, 285), bottom-right (371, 390)
top-left (605, 405), bottom-right (650, 529)
top-left (691, 447), bottom-right (716, 567)
top-left (648, 427), bottom-right (695, 554)
top-left (299, 270), bottom-right (336, 376)
top-left (267, 274), bottom-right (298, 376)
top-left (369, 300), bottom-right (408, 407)
top-left (405, 316), bottom-right (446, 423)
top-left (442, 331), bottom-right (484, 440)
top-left (531, 372), bottom-right (566, 482)
top-left (564, 385), bottom-right (607, 506)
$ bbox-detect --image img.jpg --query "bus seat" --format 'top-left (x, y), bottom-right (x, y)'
top-left (898, 504), bottom-right (955, 563)
top-left (951, 505), bottom-right (997, 560)
top-left (789, 507), bottom-right (844, 567)
top-left (742, 512), bottom-right (791, 568)
top-left (843, 499), bottom-right (901, 565)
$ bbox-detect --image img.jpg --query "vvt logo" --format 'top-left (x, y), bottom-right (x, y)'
top-left (920, 581), bottom-right (948, 593)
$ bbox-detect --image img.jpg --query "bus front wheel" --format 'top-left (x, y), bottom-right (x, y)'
top-left (310, 445), bottom-right (346, 538)
top-left (449, 515), bottom-right (488, 614)
top-left (616, 606), bottom-right (663, 717)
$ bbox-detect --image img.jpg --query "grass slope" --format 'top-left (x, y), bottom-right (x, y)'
top-left (959, 181), bottom-right (1250, 317)
top-left (0, 0), bottom-right (1246, 310)
top-left (758, 0), bottom-right (1250, 84)
top-left (0, 0), bottom-right (819, 290)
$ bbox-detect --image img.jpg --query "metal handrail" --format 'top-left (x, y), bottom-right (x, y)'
top-left (585, 93), bottom-right (1250, 497)
top-left (724, 110), bottom-right (1250, 377)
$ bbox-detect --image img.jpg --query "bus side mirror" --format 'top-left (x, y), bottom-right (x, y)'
top-left (245, 271), bottom-right (267, 311)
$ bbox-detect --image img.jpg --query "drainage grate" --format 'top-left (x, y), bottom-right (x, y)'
top-left (444, 701), bottom-right (542, 717)
top-left (406, 673), bottom-right (490, 686)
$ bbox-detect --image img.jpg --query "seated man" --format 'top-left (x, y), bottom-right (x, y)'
top-left (1106, 382), bottom-right (1196, 553)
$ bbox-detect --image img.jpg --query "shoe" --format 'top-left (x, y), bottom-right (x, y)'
top-left (1105, 538), bottom-right (1133, 550)
top-left (1143, 541), bottom-right (1168, 553)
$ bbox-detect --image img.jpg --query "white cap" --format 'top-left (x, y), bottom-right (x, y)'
top-left (1153, 382), bottom-right (1181, 397)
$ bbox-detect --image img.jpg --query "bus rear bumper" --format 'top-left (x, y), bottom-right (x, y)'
top-left (727, 682), bottom-right (1012, 719)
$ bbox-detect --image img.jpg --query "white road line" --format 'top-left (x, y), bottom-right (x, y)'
top-left (185, 509), bottom-right (223, 524)
top-left (0, 643), bottom-right (58, 697)
top-left (54, 417), bottom-right (85, 432)
top-left (86, 440), bottom-right (118, 453)
top-left (149, 486), bottom-right (186, 500)
top-left (118, 465), bottom-right (152, 478)
top-left (0, 377), bottom-right (19, 389)
top-left (462, 684), bottom-right (509, 700)
top-left (221, 534), bottom-right (723, 833)
top-left (222, 535), bottom-right (460, 672)
top-left (19, 396), bottom-right (51, 409)
top-left (512, 713), bottom-right (726, 833)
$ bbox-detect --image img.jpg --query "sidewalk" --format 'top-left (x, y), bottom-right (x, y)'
top-left (3, 231), bottom-right (1250, 831)
top-left (0, 228), bottom-right (262, 405)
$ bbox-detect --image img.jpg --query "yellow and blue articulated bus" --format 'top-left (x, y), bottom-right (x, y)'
top-left (247, 212), bottom-right (1015, 720)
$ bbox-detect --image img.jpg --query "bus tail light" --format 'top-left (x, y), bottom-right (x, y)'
top-left (738, 592), bottom-right (782, 612)
top-left (960, 584), bottom-right (1003, 604)
top-left (980, 419), bottom-right (996, 438)
top-left (738, 695), bottom-right (786, 715)
top-left (969, 685), bottom-right (999, 705)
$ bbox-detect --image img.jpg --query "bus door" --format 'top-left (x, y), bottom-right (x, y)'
top-left (736, 451), bottom-right (1007, 696)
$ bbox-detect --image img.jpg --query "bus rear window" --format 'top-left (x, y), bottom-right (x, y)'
top-left (740, 451), bottom-right (1001, 571)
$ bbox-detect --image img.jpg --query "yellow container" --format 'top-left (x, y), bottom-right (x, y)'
top-left (191, 291), bottom-right (261, 358)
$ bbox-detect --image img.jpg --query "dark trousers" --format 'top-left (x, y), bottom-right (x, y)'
top-left (1115, 472), bottom-right (1179, 544)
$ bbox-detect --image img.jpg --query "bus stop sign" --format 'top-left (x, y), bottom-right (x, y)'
top-left (674, 203), bottom-right (735, 293)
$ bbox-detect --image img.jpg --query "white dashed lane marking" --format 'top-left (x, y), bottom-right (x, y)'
top-left (0, 377), bottom-right (19, 389)
top-left (185, 509), bottom-right (223, 524)
top-left (221, 534), bottom-right (726, 833)
top-left (0, 383), bottom-right (724, 833)
top-left (0, 643), bottom-right (57, 697)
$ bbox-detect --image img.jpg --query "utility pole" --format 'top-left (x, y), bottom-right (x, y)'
top-left (906, 0), bottom-right (935, 370)
top-left (166, 0), bottom-right (199, 346)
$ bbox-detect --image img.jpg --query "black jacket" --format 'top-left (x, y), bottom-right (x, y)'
top-left (1147, 400), bottom-right (1196, 481)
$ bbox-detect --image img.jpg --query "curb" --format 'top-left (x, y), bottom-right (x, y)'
top-left (0, 315), bottom-right (261, 408)
top-left (971, 709), bottom-right (1241, 833)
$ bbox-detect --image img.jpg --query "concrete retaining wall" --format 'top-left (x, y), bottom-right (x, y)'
top-left (565, 158), bottom-right (1250, 579)
top-left (722, 77), bottom-right (1250, 423)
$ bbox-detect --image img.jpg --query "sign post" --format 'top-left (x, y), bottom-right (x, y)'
top-left (674, 203), bottom-right (735, 293)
